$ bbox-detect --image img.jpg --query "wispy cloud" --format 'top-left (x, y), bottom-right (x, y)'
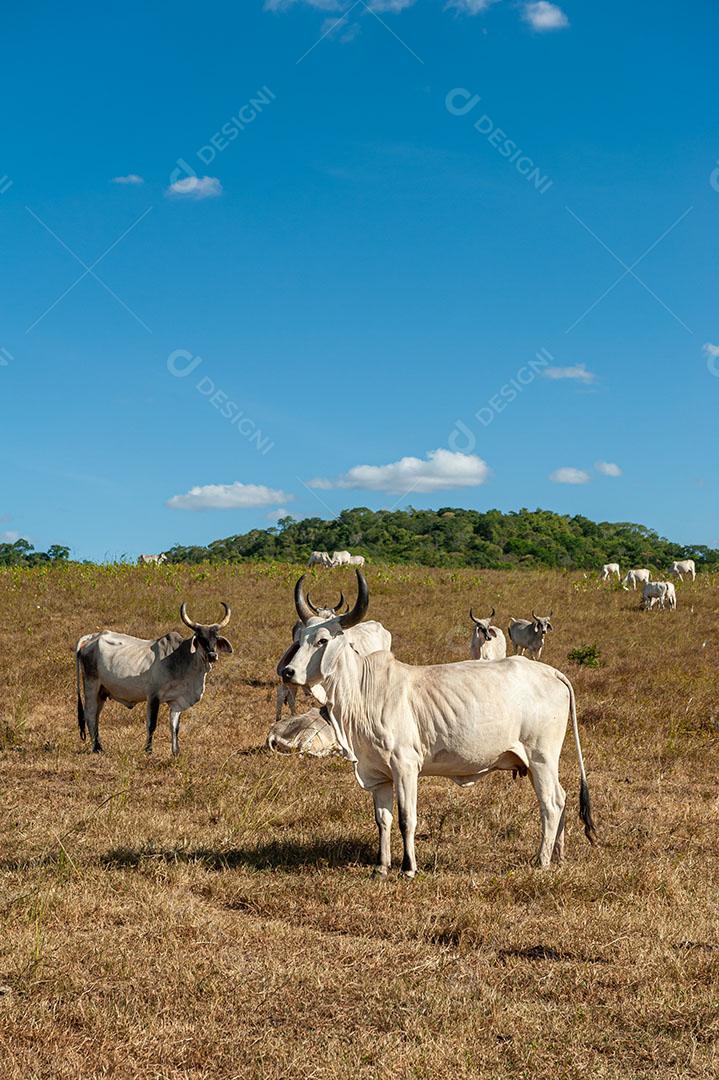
top-left (167, 482), bottom-right (291, 510)
top-left (523, 2), bottom-right (568, 31)
top-left (310, 448), bottom-right (490, 494)
top-left (550, 467), bottom-right (590, 485)
top-left (166, 176), bottom-right (223, 200)
top-left (544, 363), bottom-right (596, 384)
top-left (445, 0), bottom-right (496, 14)
top-left (702, 342), bottom-right (719, 359)
top-left (112, 174), bottom-right (144, 185)
top-left (0, 530), bottom-right (21, 542)
top-left (595, 461), bottom-right (622, 477)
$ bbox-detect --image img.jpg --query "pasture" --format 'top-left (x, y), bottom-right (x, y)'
top-left (1, 562), bottom-right (718, 1078)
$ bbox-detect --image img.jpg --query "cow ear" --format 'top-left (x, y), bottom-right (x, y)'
top-left (488, 627), bottom-right (497, 638)
top-left (216, 636), bottom-right (233, 654)
top-left (190, 635), bottom-right (198, 654)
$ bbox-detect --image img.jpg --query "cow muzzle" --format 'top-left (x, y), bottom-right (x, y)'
top-left (281, 666), bottom-right (297, 683)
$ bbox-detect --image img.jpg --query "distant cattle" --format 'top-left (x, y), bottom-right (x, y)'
top-left (669, 559), bottom-right (696, 582)
top-left (331, 551), bottom-right (352, 566)
top-left (622, 568), bottom-right (650, 591)
top-left (508, 611), bottom-right (554, 660)
top-left (75, 602), bottom-right (232, 755)
top-left (137, 553), bottom-right (167, 566)
top-left (469, 608), bottom-right (507, 661)
top-left (601, 563), bottom-right (620, 582)
top-left (267, 707), bottom-right (339, 758)
top-left (347, 554), bottom-right (366, 566)
top-left (642, 581), bottom-right (677, 611)
top-left (307, 551), bottom-right (333, 568)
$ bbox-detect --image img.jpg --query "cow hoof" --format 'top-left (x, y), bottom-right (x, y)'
top-left (372, 866), bottom-right (389, 880)
top-left (92, 745), bottom-right (103, 754)
top-left (400, 869), bottom-right (417, 881)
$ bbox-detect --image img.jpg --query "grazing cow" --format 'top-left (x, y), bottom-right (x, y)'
top-left (347, 554), bottom-right (366, 566)
top-left (307, 551), bottom-right (333, 568)
top-left (601, 563), bottom-right (620, 582)
top-left (669, 559), bottom-right (696, 582)
top-left (75, 603), bottom-right (232, 755)
top-left (267, 707), bottom-right (339, 758)
top-left (137, 553), bottom-right (167, 566)
top-left (622, 568), bottom-right (650, 591)
top-left (275, 593), bottom-right (347, 721)
top-left (331, 550), bottom-right (352, 567)
top-left (508, 611), bottom-right (554, 660)
top-left (642, 581), bottom-right (677, 611)
top-left (279, 571), bottom-right (596, 876)
top-left (469, 608), bottom-right (507, 661)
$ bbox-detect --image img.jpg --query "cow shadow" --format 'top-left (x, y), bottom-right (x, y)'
top-left (99, 836), bottom-right (374, 873)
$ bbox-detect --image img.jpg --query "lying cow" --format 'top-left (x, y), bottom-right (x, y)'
top-left (280, 570), bottom-right (596, 877)
top-left (508, 611), bottom-right (554, 660)
top-left (601, 563), bottom-right (620, 582)
top-left (669, 559), bottom-right (696, 582)
top-left (622, 568), bottom-right (650, 591)
top-left (642, 581), bottom-right (677, 611)
top-left (267, 707), bottom-right (339, 757)
top-left (469, 608), bottom-right (507, 661)
top-left (75, 602), bottom-right (232, 755)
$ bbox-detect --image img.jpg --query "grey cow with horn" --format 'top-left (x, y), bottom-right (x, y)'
top-left (75, 602), bottom-right (233, 755)
top-left (280, 571), bottom-right (595, 878)
top-left (508, 610), bottom-right (554, 660)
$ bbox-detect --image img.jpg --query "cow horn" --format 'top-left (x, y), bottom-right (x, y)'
top-left (469, 608), bottom-right (482, 625)
top-left (333, 593), bottom-right (346, 613)
top-left (216, 602), bottom-right (231, 628)
top-left (489, 607), bottom-right (496, 621)
top-left (180, 603), bottom-right (201, 632)
top-left (532, 609), bottom-right (538, 621)
top-left (294, 575), bottom-right (315, 625)
top-left (339, 569), bottom-right (369, 629)
top-left (305, 593), bottom-right (321, 616)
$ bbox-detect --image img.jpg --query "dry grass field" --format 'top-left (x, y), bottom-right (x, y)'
top-left (1, 562), bottom-right (718, 1078)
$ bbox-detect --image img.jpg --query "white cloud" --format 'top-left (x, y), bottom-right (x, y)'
top-left (595, 461), bottom-right (622, 477)
top-left (310, 448), bottom-right (490, 494)
top-left (544, 363), bottom-right (596, 384)
top-left (445, 0), bottom-right (496, 14)
top-left (166, 176), bottom-right (222, 200)
top-left (264, 0), bottom-right (344, 10)
top-left (702, 342), bottom-right (719, 359)
top-left (550, 467), bottom-right (590, 485)
top-left (112, 174), bottom-right (144, 185)
top-left (266, 507), bottom-right (292, 523)
top-left (320, 15), bottom-right (361, 40)
top-left (167, 482), bottom-right (292, 511)
top-left (0, 530), bottom-right (21, 542)
top-left (523, 2), bottom-right (569, 30)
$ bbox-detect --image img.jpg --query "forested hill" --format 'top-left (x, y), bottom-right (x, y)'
top-left (163, 508), bottom-right (718, 571)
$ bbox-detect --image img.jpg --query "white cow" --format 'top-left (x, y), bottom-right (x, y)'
top-left (331, 550), bottom-right (352, 567)
top-left (137, 553), bottom-right (167, 566)
top-left (622, 568), bottom-right (650, 591)
top-left (642, 581), bottom-right (677, 611)
top-left (347, 554), bottom-right (366, 566)
top-left (601, 563), bottom-right (620, 582)
top-left (669, 559), bottom-right (696, 582)
top-left (469, 608), bottom-right (507, 661)
top-left (307, 551), bottom-right (333, 568)
top-left (279, 571), bottom-right (596, 876)
top-left (275, 593), bottom-right (347, 721)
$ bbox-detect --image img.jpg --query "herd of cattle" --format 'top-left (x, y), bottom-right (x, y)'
top-left (601, 559), bottom-right (696, 609)
top-left (72, 556), bottom-right (699, 875)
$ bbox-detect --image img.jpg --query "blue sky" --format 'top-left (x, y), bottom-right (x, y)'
top-left (1, 0), bottom-right (717, 560)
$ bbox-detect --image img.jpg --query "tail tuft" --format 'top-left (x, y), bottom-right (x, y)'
top-left (579, 777), bottom-right (597, 845)
top-left (77, 694), bottom-right (86, 740)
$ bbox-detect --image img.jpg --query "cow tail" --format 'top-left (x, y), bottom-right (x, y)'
top-left (75, 639), bottom-right (86, 741)
top-left (556, 671), bottom-right (596, 846)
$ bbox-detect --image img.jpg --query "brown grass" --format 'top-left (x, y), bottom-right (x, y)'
top-left (1, 562), bottom-right (718, 1078)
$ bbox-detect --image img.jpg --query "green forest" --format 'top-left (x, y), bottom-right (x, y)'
top-left (4, 508), bottom-right (716, 571)
top-left (162, 507), bottom-right (717, 571)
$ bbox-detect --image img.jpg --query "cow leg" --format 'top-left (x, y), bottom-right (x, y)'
top-left (275, 683), bottom-right (286, 723)
top-left (85, 686), bottom-right (106, 753)
top-left (169, 707), bottom-right (182, 757)
top-left (145, 697), bottom-right (160, 753)
top-left (534, 647), bottom-right (543, 661)
top-left (528, 762), bottom-right (565, 869)
top-left (372, 783), bottom-right (394, 878)
top-left (395, 766), bottom-right (419, 879)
